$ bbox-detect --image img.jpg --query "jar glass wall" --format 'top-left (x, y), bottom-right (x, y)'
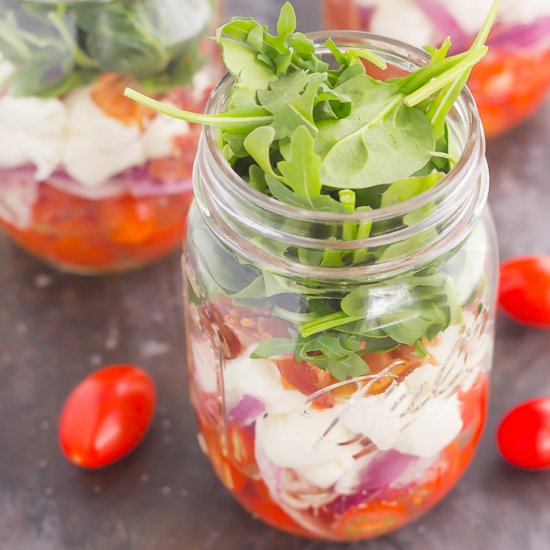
top-left (183, 34), bottom-right (498, 541)
top-left (323, 0), bottom-right (550, 138)
top-left (0, 0), bottom-right (222, 274)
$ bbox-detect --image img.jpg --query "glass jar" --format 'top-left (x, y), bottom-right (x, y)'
top-left (323, 0), bottom-right (550, 138)
top-left (0, 0), bottom-right (222, 274)
top-left (184, 33), bottom-right (498, 541)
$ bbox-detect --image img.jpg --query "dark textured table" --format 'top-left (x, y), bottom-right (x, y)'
top-left (2, 1), bottom-right (550, 549)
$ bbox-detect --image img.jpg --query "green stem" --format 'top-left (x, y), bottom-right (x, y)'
top-left (427, 0), bottom-right (500, 136)
top-left (352, 217), bottom-right (372, 264)
top-left (339, 189), bottom-right (357, 241)
top-left (124, 88), bottom-right (274, 130)
top-left (398, 51), bottom-right (471, 95)
top-left (299, 311), bottom-right (362, 338)
top-left (404, 47), bottom-right (488, 107)
top-left (472, 0), bottom-right (501, 49)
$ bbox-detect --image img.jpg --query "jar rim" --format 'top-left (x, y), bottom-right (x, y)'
top-left (202, 30), bottom-right (484, 225)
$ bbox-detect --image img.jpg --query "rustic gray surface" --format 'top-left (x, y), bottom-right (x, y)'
top-left (2, 1), bottom-right (550, 549)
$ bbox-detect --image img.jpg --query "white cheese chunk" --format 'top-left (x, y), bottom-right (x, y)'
top-left (393, 394), bottom-right (463, 456)
top-left (223, 346), bottom-right (305, 415)
top-left (340, 363), bottom-right (464, 457)
top-left (62, 87), bottom-right (145, 186)
top-left (0, 95), bottom-right (66, 179)
top-left (155, 0), bottom-right (212, 45)
top-left (500, 0), bottom-right (550, 26)
top-left (256, 407), bottom-right (362, 476)
top-left (365, 0), bottom-right (433, 48)
top-left (143, 110), bottom-right (190, 159)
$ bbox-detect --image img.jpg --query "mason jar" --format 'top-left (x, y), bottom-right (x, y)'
top-left (324, 0), bottom-right (550, 138)
top-left (0, 0), bottom-right (222, 274)
top-left (183, 32), bottom-right (498, 541)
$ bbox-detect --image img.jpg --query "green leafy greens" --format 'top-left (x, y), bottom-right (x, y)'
top-left (0, 0), bottom-right (214, 97)
top-left (127, 1), bottom-right (499, 381)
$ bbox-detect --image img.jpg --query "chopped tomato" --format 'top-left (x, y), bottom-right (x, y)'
top-left (147, 133), bottom-right (198, 182)
top-left (100, 196), bottom-right (158, 246)
top-left (333, 500), bottom-right (408, 540)
top-left (199, 302), bottom-right (243, 360)
top-left (91, 73), bottom-right (153, 127)
top-left (469, 47), bottom-right (550, 137)
top-left (459, 376), bottom-right (489, 437)
top-left (51, 236), bottom-right (115, 268)
top-left (275, 356), bottom-right (335, 407)
top-left (227, 423), bottom-right (257, 477)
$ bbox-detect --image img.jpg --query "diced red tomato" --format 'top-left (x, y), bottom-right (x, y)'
top-left (275, 356), bottom-right (335, 407)
top-left (469, 47), bottom-right (550, 137)
top-left (333, 500), bottom-right (408, 540)
top-left (227, 423), bottom-right (257, 477)
top-left (90, 73), bottom-right (153, 127)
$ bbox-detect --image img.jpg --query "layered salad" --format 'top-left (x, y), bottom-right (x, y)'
top-left (128, 1), bottom-right (497, 540)
top-left (0, 0), bottom-right (219, 272)
top-left (324, 0), bottom-right (550, 136)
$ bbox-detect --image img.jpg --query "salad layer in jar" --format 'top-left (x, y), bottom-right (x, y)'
top-left (128, 2), bottom-right (499, 541)
top-left (324, 0), bottom-right (550, 137)
top-left (0, 0), bottom-right (221, 273)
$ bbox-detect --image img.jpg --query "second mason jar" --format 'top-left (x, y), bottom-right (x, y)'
top-left (0, 0), bottom-right (222, 274)
top-left (183, 34), bottom-right (498, 541)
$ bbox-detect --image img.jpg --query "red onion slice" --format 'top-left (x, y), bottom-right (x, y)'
top-left (412, 0), bottom-right (468, 45)
top-left (488, 17), bottom-right (550, 51)
top-left (227, 394), bottom-right (266, 426)
top-left (0, 164), bottom-right (193, 202)
top-left (329, 449), bottom-right (416, 514)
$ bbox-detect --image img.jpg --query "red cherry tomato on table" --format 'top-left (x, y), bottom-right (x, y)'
top-left (497, 398), bottom-right (550, 470)
top-left (59, 365), bottom-right (156, 468)
top-left (499, 256), bottom-right (550, 327)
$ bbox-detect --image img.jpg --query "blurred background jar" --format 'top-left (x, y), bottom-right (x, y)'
top-left (324, 0), bottom-right (550, 138)
top-left (0, 0), bottom-right (222, 274)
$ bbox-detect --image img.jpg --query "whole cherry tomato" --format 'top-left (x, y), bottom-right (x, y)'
top-left (59, 365), bottom-right (156, 468)
top-left (497, 398), bottom-right (550, 470)
top-left (499, 256), bottom-right (550, 327)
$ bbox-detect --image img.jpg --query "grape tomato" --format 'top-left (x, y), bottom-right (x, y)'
top-left (59, 365), bottom-right (156, 468)
top-left (497, 398), bottom-right (550, 470)
top-left (499, 256), bottom-right (550, 327)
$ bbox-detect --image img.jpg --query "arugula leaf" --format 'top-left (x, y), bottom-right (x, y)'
top-left (381, 171), bottom-right (444, 208)
top-left (217, 37), bottom-right (277, 90)
top-left (277, 126), bottom-right (321, 202)
top-left (243, 126), bottom-right (277, 176)
top-left (257, 71), bottom-right (323, 139)
top-left (317, 75), bottom-right (434, 188)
